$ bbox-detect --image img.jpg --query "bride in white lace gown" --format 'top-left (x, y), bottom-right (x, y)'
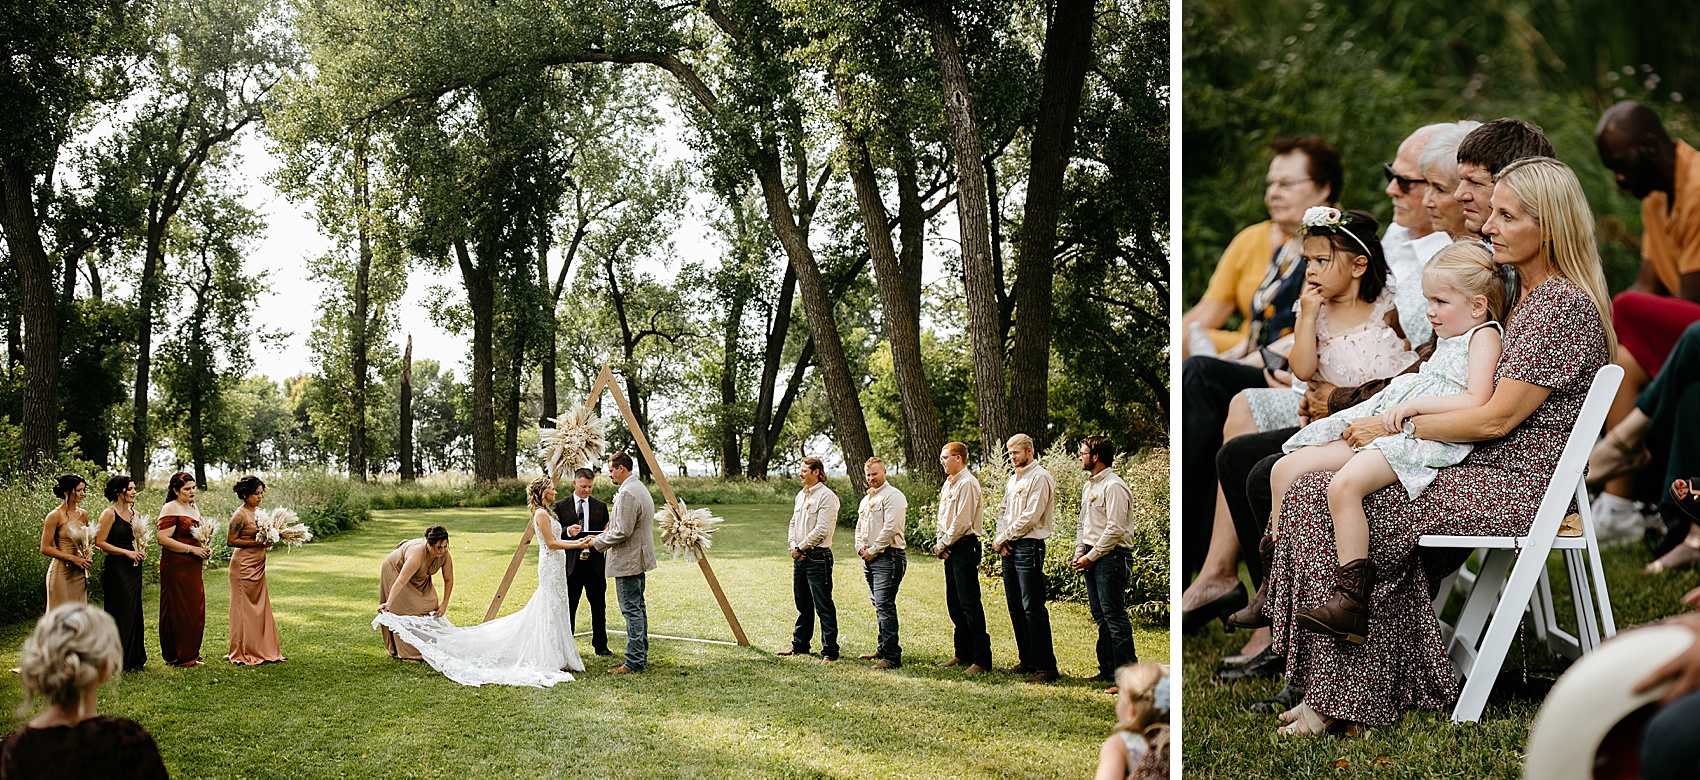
top-left (373, 477), bottom-right (589, 686)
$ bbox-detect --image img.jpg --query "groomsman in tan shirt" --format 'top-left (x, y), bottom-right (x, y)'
top-left (778, 457), bottom-right (840, 662)
top-left (994, 433), bottom-right (1058, 683)
top-left (1073, 435), bottom-right (1139, 689)
top-left (855, 457), bottom-right (907, 669)
top-left (934, 442), bottom-right (991, 674)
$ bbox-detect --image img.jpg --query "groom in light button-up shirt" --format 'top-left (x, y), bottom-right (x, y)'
top-left (779, 457), bottom-right (840, 662)
top-left (855, 457), bottom-right (907, 669)
top-left (994, 433), bottom-right (1058, 683)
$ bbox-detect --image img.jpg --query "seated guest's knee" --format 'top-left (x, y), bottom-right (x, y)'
top-left (1641, 692), bottom-right (1700, 780)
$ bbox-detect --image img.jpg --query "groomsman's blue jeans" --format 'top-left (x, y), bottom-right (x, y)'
top-left (791, 548), bottom-right (838, 659)
top-left (1002, 538), bottom-right (1057, 674)
top-left (863, 548), bottom-right (906, 665)
top-left (944, 537), bottom-right (992, 669)
top-left (615, 574), bottom-right (647, 672)
top-left (1084, 546), bottom-right (1139, 678)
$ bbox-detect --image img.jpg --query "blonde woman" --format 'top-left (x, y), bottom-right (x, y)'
top-left (1262, 156), bottom-right (1615, 735)
top-left (41, 474), bottom-right (92, 610)
top-left (0, 605), bottom-right (168, 778)
top-left (373, 476), bottom-right (586, 686)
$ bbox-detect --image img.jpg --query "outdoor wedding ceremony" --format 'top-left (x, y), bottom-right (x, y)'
top-left (1182, 1), bottom-right (1700, 778)
top-left (0, 0), bottom-right (1167, 776)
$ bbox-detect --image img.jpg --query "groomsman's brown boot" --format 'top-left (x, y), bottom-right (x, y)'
top-left (1226, 534), bottom-right (1276, 629)
top-left (1294, 558), bottom-right (1375, 644)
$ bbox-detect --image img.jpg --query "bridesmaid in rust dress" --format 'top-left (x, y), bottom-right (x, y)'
top-left (225, 476), bottom-right (284, 665)
top-left (40, 474), bottom-right (92, 610)
top-left (378, 525), bottom-right (454, 661)
top-left (157, 471), bottom-right (211, 667)
top-left (94, 475), bottom-right (147, 670)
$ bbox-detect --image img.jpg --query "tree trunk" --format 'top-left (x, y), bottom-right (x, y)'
top-left (500, 341), bottom-right (522, 479)
top-left (399, 334), bottom-right (415, 482)
top-left (537, 229), bottom-right (557, 425)
top-left (745, 263), bottom-right (795, 479)
top-left (719, 288), bottom-right (744, 478)
top-left (456, 236), bottom-right (499, 483)
top-left (349, 143), bottom-right (372, 482)
top-left (0, 160), bottom-right (61, 464)
top-left (839, 132), bottom-right (946, 482)
top-left (929, 0), bottom-right (1011, 463)
top-left (753, 151), bottom-right (873, 495)
top-left (1009, 0), bottom-right (1095, 449)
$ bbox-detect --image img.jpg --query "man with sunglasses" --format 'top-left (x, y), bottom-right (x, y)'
top-left (1382, 125), bottom-right (1453, 347)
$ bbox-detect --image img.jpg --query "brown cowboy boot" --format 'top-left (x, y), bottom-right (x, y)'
top-left (1226, 534), bottom-right (1276, 629)
top-left (1294, 558), bottom-right (1375, 644)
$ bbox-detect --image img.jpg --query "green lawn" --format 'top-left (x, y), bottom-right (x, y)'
top-left (0, 503), bottom-right (1165, 778)
top-left (1181, 543), bottom-right (1698, 779)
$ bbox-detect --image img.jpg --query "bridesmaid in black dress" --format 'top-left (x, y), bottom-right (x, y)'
top-left (94, 475), bottom-right (147, 670)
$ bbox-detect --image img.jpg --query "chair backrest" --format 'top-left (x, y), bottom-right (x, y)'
top-left (1517, 364), bottom-right (1623, 547)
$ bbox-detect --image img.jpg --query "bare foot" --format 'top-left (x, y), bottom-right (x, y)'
top-left (1646, 529), bottom-right (1700, 574)
top-left (1237, 626), bottom-right (1274, 658)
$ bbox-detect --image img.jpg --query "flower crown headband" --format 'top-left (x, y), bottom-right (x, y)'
top-left (1300, 206), bottom-right (1373, 258)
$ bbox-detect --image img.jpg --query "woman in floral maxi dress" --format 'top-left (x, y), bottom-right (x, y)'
top-left (1261, 157), bottom-right (1618, 733)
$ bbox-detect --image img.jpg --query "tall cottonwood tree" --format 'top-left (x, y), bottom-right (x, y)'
top-left (0, 0), bottom-right (148, 464)
top-left (115, 0), bottom-right (292, 484)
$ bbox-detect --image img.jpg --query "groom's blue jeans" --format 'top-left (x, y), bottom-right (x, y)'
top-left (615, 574), bottom-right (647, 672)
top-left (863, 548), bottom-right (906, 665)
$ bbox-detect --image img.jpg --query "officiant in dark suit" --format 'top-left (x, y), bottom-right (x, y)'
top-left (553, 467), bottom-right (612, 656)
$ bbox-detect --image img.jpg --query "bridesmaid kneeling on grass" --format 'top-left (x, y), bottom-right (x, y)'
top-left (226, 476), bottom-right (285, 665)
top-left (378, 525), bottom-right (454, 661)
top-left (157, 471), bottom-right (211, 667)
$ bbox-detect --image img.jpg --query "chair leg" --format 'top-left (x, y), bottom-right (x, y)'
top-left (1449, 549), bottom-right (1513, 662)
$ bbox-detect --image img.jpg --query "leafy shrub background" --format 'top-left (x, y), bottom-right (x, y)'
top-left (1181, 0), bottom-right (1700, 309)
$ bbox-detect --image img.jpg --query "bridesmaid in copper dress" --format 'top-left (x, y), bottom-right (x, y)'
top-left (378, 525), bottom-right (454, 661)
top-left (94, 475), bottom-right (147, 670)
top-left (225, 476), bottom-right (285, 665)
top-left (156, 471), bottom-right (211, 666)
top-left (40, 474), bottom-right (92, 610)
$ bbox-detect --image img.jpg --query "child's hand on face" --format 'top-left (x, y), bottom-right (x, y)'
top-left (1299, 282), bottom-right (1326, 318)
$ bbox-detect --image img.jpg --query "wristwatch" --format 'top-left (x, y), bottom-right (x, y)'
top-left (1402, 418), bottom-right (1417, 437)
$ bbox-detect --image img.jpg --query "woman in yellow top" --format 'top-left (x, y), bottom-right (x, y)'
top-left (1180, 136), bottom-right (1341, 634)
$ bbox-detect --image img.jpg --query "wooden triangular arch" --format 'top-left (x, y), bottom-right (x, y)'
top-left (482, 362), bottom-right (749, 646)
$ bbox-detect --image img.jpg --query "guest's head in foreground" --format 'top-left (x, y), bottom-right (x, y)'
top-left (16, 604), bottom-right (121, 719)
top-left (1595, 100), bottom-right (1678, 200)
top-left (1485, 156), bottom-right (1617, 357)
top-left (1097, 663), bottom-right (1171, 779)
top-left (1455, 118), bottom-right (1556, 235)
top-left (1297, 208), bottom-right (1389, 305)
top-left (1265, 135), bottom-right (1341, 235)
top-left (1420, 120), bottom-right (1484, 238)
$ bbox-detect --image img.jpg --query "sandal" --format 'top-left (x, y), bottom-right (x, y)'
top-left (1644, 530), bottom-right (1700, 574)
top-left (1587, 428), bottom-right (1651, 487)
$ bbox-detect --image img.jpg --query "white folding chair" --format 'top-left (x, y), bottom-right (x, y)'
top-left (1417, 363), bottom-right (1622, 724)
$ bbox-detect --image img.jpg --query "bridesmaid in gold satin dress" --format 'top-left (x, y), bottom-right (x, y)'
top-left (378, 525), bottom-right (454, 661)
top-left (225, 476), bottom-right (285, 665)
top-left (40, 474), bottom-right (92, 610)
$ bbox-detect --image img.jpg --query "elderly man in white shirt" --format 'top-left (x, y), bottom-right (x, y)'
top-left (934, 441), bottom-right (991, 674)
top-left (1072, 436), bottom-right (1140, 689)
top-left (854, 457), bottom-right (908, 669)
top-left (778, 456), bottom-right (841, 662)
top-left (994, 433), bottom-right (1059, 683)
top-left (1381, 123), bottom-right (1453, 346)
